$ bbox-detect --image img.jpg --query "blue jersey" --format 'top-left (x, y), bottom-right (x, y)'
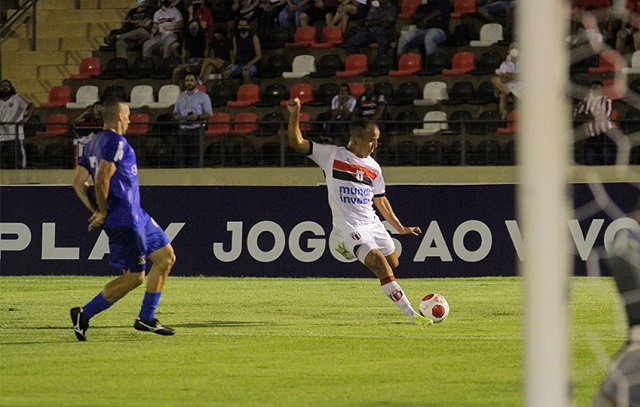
top-left (78, 129), bottom-right (149, 229)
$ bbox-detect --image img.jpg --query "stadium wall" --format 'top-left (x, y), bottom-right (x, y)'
top-left (1, 168), bottom-right (638, 277)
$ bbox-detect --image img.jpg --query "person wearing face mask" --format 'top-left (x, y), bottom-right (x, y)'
top-left (573, 80), bottom-right (616, 165)
top-left (104, 0), bottom-right (156, 59)
top-left (188, 0), bottom-right (214, 44)
top-left (223, 18), bottom-right (262, 84)
top-left (345, 0), bottom-right (398, 57)
top-left (171, 19), bottom-right (210, 85)
top-left (142, 0), bottom-right (184, 60)
top-left (0, 79), bottom-right (33, 169)
top-left (491, 42), bottom-right (520, 120)
top-left (396, 0), bottom-right (450, 59)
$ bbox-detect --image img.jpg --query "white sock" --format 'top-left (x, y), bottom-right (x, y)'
top-left (380, 278), bottom-right (418, 319)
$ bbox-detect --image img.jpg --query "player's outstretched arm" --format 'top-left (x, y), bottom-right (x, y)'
top-left (373, 196), bottom-right (422, 236)
top-left (286, 98), bottom-right (311, 155)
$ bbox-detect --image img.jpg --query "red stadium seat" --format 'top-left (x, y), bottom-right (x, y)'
top-left (70, 57), bottom-right (102, 80)
top-left (285, 26), bottom-right (317, 49)
top-left (451, 0), bottom-right (477, 18)
top-left (299, 112), bottom-right (313, 132)
top-left (36, 114), bottom-right (70, 138)
top-left (390, 53), bottom-right (422, 77)
top-left (399, 0), bottom-right (421, 19)
top-left (205, 113), bottom-right (233, 137)
top-left (589, 49), bottom-right (623, 74)
top-left (442, 52), bottom-right (476, 75)
top-left (39, 85), bottom-right (72, 109)
top-left (311, 26), bottom-right (344, 49)
top-left (288, 83), bottom-right (314, 105)
top-left (336, 54), bottom-right (368, 78)
top-left (348, 82), bottom-right (366, 99)
top-left (497, 110), bottom-right (517, 134)
top-left (126, 113), bottom-right (151, 137)
top-left (603, 78), bottom-right (626, 100)
top-left (233, 112), bottom-right (259, 135)
top-left (227, 84), bottom-right (260, 107)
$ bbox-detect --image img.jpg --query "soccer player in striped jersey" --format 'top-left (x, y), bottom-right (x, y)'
top-left (286, 98), bottom-right (430, 325)
top-left (70, 98), bottom-right (177, 341)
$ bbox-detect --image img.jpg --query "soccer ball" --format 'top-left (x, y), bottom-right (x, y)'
top-left (419, 294), bottom-right (449, 323)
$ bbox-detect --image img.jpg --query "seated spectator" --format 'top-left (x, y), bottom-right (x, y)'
top-left (258, 0), bottom-right (287, 36)
top-left (616, 0), bottom-right (640, 53)
top-left (345, 0), bottom-right (398, 56)
top-left (396, 0), bottom-right (450, 59)
top-left (104, 0), bottom-right (156, 59)
top-left (73, 102), bottom-right (104, 137)
top-left (172, 19), bottom-right (210, 85)
top-left (300, 0), bottom-right (338, 27)
top-left (573, 80), bottom-right (615, 165)
top-left (0, 79), bottom-right (33, 169)
top-left (355, 77), bottom-right (387, 131)
top-left (143, 0), bottom-right (184, 60)
top-left (232, 0), bottom-right (262, 25)
top-left (327, 83), bottom-right (357, 137)
top-left (491, 42), bottom-right (520, 120)
top-left (223, 18), bottom-right (262, 83)
top-left (278, 0), bottom-right (313, 29)
top-left (199, 28), bottom-right (233, 83)
top-left (328, 0), bottom-right (368, 33)
top-left (188, 0), bottom-right (214, 45)
top-left (155, 0), bottom-right (188, 20)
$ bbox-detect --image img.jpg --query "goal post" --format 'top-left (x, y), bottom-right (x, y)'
top-left (518, 0), bottom-right (573, 406)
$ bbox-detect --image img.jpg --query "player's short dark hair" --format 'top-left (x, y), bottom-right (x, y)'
top-left (102, 97), bottom-right (125, 122)
top-left (349, 118), bottom-right (375, 138)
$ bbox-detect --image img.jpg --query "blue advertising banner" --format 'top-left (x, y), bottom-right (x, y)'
top-left (0, 184), bottom-right (637, 277)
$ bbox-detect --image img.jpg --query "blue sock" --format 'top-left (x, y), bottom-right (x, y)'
top-left (139, 291), bottom-right (162, 321)
top-left (83, 292), bottom-right (113, 320)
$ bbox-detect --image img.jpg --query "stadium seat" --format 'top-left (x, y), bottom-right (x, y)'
top-left (227, 84), bottom-right (261, 107)
top-left (261, 112), bottom-right (286, 135)
top-left (95, 57), bottom-right (128, 79)
top-left (470, 23), bottom-right (504, 47)
top-left (42, 142), bottom-right (70, 167)
top-left (394, 140), bottom-right (419, 165)
top-left (440, 23), bottom-right (478, 47)
top-left (419, 140), bottom-right (443, 165)
top-left (441, 81), bottom-right (475, 105)
top-left (471, 140), bottom-right (501, 165)
top-left (285, 26), bottom-right (317, 49)
top-left (374, 82), bottom-right (394, 101)
top-left (282, 55), bottom-right (316, 79)
top-left (389, 81), bottom-right (421, 106)
top-left (307, 82), bottom-right (340, 107)
top-left (285, 83), bottom-right (314, 105)
top-left (299, 112), bottom-right (313, 133)
top-left (36, 114), bottom-right (70, 139)
top-left (254, 84), bottom-right (288, 107)
top-left (66, 85), bottom-right (99, 109)
top-left (310, 54), bottom-right (343, 78)
top-left (148, 84), bottom-right (180, 108)
top-left (442, 52), bottom-right (476, 75)
top-left (419, 53), bottom-right (451, 76)
top-left (589, 49), bottom-right (623, 74)
top-left (312, 26), bottom-right (344, 49)
top-left (151, 56), bottom-right (182, 79)
top-left (205, 113), bottom-right (233, 138)
top-left (126, 113), bottom-right (151, 137)
top-left (230, 139), bottom-right (258, 166)
top-left (70, 57), bottom-right (101, 80)
top-left (233, 112), bottom-right (259, 135)
top-left (447, 109), bottom-right (473, 135)
top-left (399, 0), bottom-right (421, 19)
top-left (209, 84), bottom-right (234, 107)
top-left (603, 78), bottom-right (626, 100)
top-left (470, 51), bottom-right (503, 75)
top-left (124, 57), bottom-right (156, 79)
top-left (389, 53), bottom-right (422, 77)
top-left (363, 53), bottom-right (394, 77)
top-left (622, 50), bottom-right (640, 74)
top-left (447, 140), bottom-right (472, 165)
top-left (451, 0), bottom-right (476, 18)
top-left (260, 141), bottom-right (283, 166)
top-left (394, 110), bottom-right (421, 134)
top-left (256, 55), bottom-right (291, 78)
top-left (102, 84), bottom-right (127, 101)
top-left (469, 81), bottom-right (499, 105)
top-left (40, 85), bottom-right (72, 109)
top-left (414, 81), bottom-right (448, 106)
top-left (128, 85), bottom-right (155, 109)
top-left (348, 82), bottom-right (365, 99)
top-left (497, 110), bottom-right (518, 134)
top-left (336, 54), bottom-right (368, 78)
top-left (204, 140), bottom-right (227, 166)
top-left (469, 110), bottom-right (501, 134)
top-left (413, 111), bottom-right (449, 135)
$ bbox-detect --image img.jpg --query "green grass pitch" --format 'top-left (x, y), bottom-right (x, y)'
top-left (0, 276), bottom-right (627, 406)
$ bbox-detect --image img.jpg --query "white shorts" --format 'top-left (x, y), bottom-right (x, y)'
top-left (338, 223), bottom-right (396, 264)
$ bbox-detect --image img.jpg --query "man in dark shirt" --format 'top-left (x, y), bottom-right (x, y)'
top-left (105, 0), bottom-right (157, 58)
top-left (355, 77), bottom-right (387, 131)
top-left (222, 18), bottom-right (262, 83)
top-left (345, 0), bottom-right (398, 56)
top-left (396, 0), bottom-right (450, 58)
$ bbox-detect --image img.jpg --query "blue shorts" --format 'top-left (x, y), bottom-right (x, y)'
top-left (105, 217), bottom-right (170, 272)
top-left (227, 64), bottom-right (257, 77)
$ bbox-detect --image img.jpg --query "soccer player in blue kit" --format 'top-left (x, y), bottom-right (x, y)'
top-left (286, 98), bottom-right (430, 325)
top-left (70, 98), bottom-right (176, 341)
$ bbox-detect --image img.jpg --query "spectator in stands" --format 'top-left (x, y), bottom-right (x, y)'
top-left (278, 0), bottom-right (313, 30)
top-left (232, 0), bottom-right (262, 25)
top-left (188, 0), bottom-right (214, 45)
top-left (616, 0), bottom-right (640, 53)
top-left (345, 0), bottom-right (398, 57)
top-left (156, 0), bottom-right (188, 20)
top-left (198, 28), bottom-right (233, 83)
top-left (105, 0), bottom-right (156, 59)
top-left (327, 0), bottom-right (368, 34)
top-left (143, 0), bottom-right (184, 60)
top-left (491, 41), bottom-right (520, 120)
top-left (258, 0), bottom-right (287, 36)
top-left (223, 18), bottom-right (262, 84)
top-left (300, 0), bottom-right (339, 27)
top-left (172, 19), bottom-right (210, 85)
top-left (73, 101), bottom-right (104, 137)
top-left (209, 0), bottom-right (237, 24)
top-left (573, 80), bottom-right (616, 165)
top-left (327, 83), bottom-right (357, 137)
top-left (355, 77), bottom-right (387, 131)
top-left (396, 0), bottom-right (450, 59)
top-left (477, 0), bottom-right (517, 41)
top-left (0, 79), bottom-right (33, 169)
top-left (173, 73), bottom-right (213, 167)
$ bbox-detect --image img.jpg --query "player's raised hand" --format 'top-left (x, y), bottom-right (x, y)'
top-left (286, 98), bottom-right (301, 115)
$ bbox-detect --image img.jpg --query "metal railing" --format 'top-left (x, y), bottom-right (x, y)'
top-left (0, 0), bottom-right (39, 51)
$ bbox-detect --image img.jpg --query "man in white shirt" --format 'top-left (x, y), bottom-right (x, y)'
top-left (286, 97), bottom-right (431, 325)
top-left (491, 41), bottom-right (520, 120)
top-left (0, 80), bottom-right (33, 169)
top-left (143, 0), bottom-right (184, 59)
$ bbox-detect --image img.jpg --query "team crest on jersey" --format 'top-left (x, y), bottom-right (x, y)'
top-left (350, 232), bottom-right (361, 241)
top-left (138, 256), bottom-right (146, 266)
top-left (355, 169), bottom-right (365, 182)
